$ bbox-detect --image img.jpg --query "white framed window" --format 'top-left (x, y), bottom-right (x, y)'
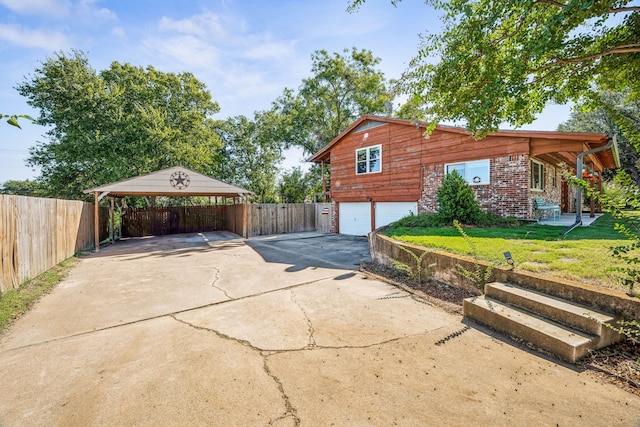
top-left (445, 159), bottom-right (490, 185)
top-left (356, 144), bottom-right (382, 175)
top-left (530, 159), bottom-right (544, 191)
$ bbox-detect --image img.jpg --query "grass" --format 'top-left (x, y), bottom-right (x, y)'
top-left (385, 213), bottom-right (637, 291)
top-left (0, 257), bottom-right (79, 334)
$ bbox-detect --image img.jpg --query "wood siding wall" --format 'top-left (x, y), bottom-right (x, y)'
top-left (329, 122), bottom-right (423, 203)
top-left (0, 195), bottom-right (107, 295)
top-left (327, 121), bottom-right (539, 218)
top-left (328, 123), bottom-right (530, 204)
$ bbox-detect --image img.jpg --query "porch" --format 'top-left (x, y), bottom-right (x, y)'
top-left (537, 213), bottom-right (603, 227)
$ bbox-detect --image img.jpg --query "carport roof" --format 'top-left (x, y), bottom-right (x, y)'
top-left (83, 166), bottom-right (252, 198)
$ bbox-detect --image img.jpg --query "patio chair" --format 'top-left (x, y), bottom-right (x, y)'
top-left (534, 197), bottom-right (561, 221)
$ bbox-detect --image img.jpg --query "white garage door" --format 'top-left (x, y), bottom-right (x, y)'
top-left (339, 202), bottom-right (372, 236)
top-left (375, 202), bottom-right (418, 229)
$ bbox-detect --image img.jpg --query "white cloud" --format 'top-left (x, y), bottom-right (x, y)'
top-left (158, 11), bottom-right (226, 37)
top-left (243, 38), bottom-right (296, 61)
top-left (76, 0), bottom-right (116, 22)
top-left (142, 35), bottom-right (220, 69)
top-left (0, 0), bottom-right (71, 18)
top-left (110, 26), bottom-right (125, 39)
top-left (0, 23), bottom-right (70, 50)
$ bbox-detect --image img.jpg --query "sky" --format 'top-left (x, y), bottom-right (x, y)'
top-left (0, 0), bottom-right (572, 184)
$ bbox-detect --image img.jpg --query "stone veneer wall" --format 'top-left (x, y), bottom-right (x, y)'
top-left (420, 154), bottom-right (531, 219)
top-left (331, 200), bottom-right (338, 233)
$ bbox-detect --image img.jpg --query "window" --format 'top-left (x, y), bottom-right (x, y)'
top-left (530, 160), bottom-right (544, 191)
top-left (356, 145), bottom-right (382, 175)
top-left (551, 166), bottom-right (557, 188)
top-left (445, 159), bottom-right (490, 185)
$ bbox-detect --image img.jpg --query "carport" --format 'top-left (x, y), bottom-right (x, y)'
top-left (84, 166), bottom-right (252, 251)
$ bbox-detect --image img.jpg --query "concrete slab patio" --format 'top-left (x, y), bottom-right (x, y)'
top-left (0, 232), bottom-right (638, 426)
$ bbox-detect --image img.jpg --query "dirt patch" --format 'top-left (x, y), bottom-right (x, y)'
top-left (360, 261), bottom-right (640, 398)
top-left (559, 258), bottom-right (580, 263)
top-left (360, 261), bottom-right (477, 315)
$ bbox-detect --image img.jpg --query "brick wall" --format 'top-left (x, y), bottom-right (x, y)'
top-left (528, 159), bottom-right (573, 215)
top-left (420, 154), bottom-right (531, 219)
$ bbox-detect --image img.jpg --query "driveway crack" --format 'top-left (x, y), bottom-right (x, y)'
top-left (210, 266), bottom-right (232, 299)
top-left (290, 290), bottom-right (316, 349)
top-left (170, 315), bottom-right (300, 425)
top-left (169, 315), bottom-right (260, 351)
top-left (264, 358), bottom-right (300, 426)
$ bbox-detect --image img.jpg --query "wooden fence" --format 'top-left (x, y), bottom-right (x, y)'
top-left (247, 204), bottom-right (315, 236)
top-left (122, 206), bottom-right (227, 237)
top-left (0, 195), bottom-right (108, 295)
top-left (119, 203), bottom-right (333, 238)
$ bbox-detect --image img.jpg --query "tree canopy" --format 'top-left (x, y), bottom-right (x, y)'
top-left (0, 179), bottom-right (47, 196)
top-left (351, 0), bottom-right (640, 136)
top-left (214, 112), bottom-right (283, 203)
top-left (17, 50), bottom-right (222, 199)
top-left (558, 91), bottom-right (640, 183)
top-left (270, 47), bottom-right (390, 155)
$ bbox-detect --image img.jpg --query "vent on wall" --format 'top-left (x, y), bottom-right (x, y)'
top-left (353, 120), bottom-right (388, 134)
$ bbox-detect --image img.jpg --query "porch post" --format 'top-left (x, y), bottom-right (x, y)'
top-left (110, 196), bottom-right (115, 243)
top-left (321, 161), bottom-right (326, 197)
top-left (94, 191), bottom-right (100, 252)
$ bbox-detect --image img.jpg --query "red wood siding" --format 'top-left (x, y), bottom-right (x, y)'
top-left (329, 123), bottom-right (531, 206)
top-left (421, 133), bottom-right (530, 165)
top-left (329, 122), bottom-right (423, 203)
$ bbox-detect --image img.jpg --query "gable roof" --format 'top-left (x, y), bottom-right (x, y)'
top-left (308, 115), bottom-right (617, 168)
top-left (84, 166), bottom-right (252, 198)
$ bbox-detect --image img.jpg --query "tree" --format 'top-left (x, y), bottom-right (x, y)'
top-left (0, 179), bottom-right (47, 196)
top-left (214, 112), bottom-right (283, 203)
top-left (350, 0), bottom-right (640, 136)
top-left (437, 170), bottom-right (483, 225)
top-left (17, 50), bottom-right (222, 199)
top-left (558, 91), bottom-right (640, 184)
top-left (270, 48), bottom-right (390, 155)
top-left (279, 167), bottom-right (316, 203)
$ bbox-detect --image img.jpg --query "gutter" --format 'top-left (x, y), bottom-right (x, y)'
top-left (562, 135), bottom-right (618, 235)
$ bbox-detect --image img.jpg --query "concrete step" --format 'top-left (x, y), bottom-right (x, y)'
top-left (485, 282), bottom-right (621, 348)
top-left (463, 296), bottom-right (596, 363)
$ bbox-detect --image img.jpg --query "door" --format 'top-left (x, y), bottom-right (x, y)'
top-left (375, 202), bottom-right (418, 229)
top-left (339, 202), bottom-right (372, 236)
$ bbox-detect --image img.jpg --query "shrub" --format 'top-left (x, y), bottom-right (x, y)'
top-left (392, 213), bottom-right (446, 228)
top-left (436, 170), bottom-right (483, 225)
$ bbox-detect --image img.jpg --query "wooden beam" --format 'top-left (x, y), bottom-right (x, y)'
top-left (110, 196), bottom-right (115, 243)
top-left (530, 139), bottom-right (587, 156)
top-left (94, 192), bottom-right (99, 252)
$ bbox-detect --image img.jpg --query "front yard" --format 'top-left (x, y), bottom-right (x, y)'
top-left (385, 213), bottom-right (636, 292)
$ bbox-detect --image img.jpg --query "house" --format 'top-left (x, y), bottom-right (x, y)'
top-left (309, 115), bottom-right (619, 235)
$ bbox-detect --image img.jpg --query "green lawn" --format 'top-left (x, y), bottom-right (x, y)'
top-left (385, 213), bottom-right (636, 291)
top-left (0, 257), bottom-right (78, 333)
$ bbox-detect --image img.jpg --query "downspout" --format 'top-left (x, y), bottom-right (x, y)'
top-left (562, 135), bottom-right (618, 235)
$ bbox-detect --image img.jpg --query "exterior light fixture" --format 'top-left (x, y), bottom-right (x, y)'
top-left (504, 252), bottom-right (514, 268)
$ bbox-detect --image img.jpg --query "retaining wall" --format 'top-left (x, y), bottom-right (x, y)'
top-left (369, 231), bottom-right (640, 319)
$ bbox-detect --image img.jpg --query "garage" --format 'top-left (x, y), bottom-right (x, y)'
top-left (339, 202), bottom-right (371, 236)
top-left (375, 202), bottom-right (418, 229)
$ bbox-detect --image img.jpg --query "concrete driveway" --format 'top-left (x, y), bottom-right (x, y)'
top-left (0, 231), bottom-right (638, 426)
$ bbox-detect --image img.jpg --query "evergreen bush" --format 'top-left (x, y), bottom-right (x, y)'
top-left (436, 170), bottom-right (483, 225)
